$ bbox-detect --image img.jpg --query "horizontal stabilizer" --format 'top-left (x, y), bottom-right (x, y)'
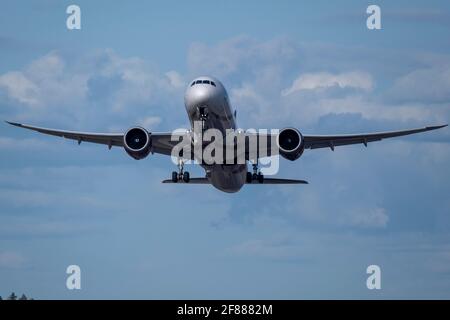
top-left (162, 177), bottom-right (308, 184)
top-left (248, 178), bottom-right (308, 184)
top-left (162, 178), bottom-right (210, 184)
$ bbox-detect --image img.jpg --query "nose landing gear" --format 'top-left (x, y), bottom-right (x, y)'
top-left (171, 159), bottom-right (190, 183)
top-left (197, 106), bottom-right (209, 132)
top-left (246, 161), bottom-right (264, 183)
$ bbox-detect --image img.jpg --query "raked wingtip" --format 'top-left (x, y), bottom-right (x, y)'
top-left (5, 120), bottom-right (21, 127)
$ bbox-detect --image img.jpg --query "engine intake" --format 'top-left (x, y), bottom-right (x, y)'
top-left (277, 127), bottom-right (304, 161)
top-left (123, 127), bottom-right (152, 160)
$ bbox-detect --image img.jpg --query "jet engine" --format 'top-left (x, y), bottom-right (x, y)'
top-left (277, 127), bottom-right (305, 161)
top-left (123, 127), bottom-right (152, 160)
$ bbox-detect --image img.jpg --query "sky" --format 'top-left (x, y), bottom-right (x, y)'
top-left (1, 0), bottom-right (450, 299)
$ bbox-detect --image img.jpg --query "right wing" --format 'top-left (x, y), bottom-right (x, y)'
top-left (5, 121), bottom-right (188, 156)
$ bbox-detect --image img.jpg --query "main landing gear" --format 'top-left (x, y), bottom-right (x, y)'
top-left (171, 159), bottom-right (190, 183)
top-left (246, 161), bottom-right (264, 183)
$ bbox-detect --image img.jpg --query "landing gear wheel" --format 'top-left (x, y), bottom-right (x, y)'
top-left (257, 173), bottom-right (264, 184)
top-left (183, 171), bottom-right (190, 183)
top-left (172, 171), bottom-right (178, 183)
top-left (249, 160), bottom-right (264, 183)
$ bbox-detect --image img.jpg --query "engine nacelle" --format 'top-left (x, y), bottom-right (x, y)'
top-left (277, 127), bottom-right (305, 161)
top-left (123, 127), bottom-right (152, 160)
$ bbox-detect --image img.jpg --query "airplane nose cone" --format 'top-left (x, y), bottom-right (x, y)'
top-left (185, 86), bottom-right (216, 108)
top-left (184, 77), bottom-right (225, 116)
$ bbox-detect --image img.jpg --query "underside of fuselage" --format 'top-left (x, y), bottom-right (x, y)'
top-left (184, 76), bottom-right (247, 193)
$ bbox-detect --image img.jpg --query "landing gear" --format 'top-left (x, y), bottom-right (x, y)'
top-left (247, 161), bottom-right (264, 183)
top-left (171, 159), bottom-right (190, 183)
top-left (257, 172), bottom-right (264, 183)
top-left (198, 106), bottom-right (208, 132)
top-left (172, 171), bottom-right (178, 182)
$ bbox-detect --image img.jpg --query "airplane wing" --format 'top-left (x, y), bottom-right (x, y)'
top-left (5, 121), bottom-right (186, 156)
top-left (303, 125), bottom-right (447, 150)
top-left (6, 121), bottom-right (447, 157)
top-left (244, 124), bottom-right (447, 160)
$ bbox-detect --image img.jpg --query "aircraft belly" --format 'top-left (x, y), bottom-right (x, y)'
top-left (209, 164), bottom-right (247, 193)
top-left (188, 92), bottom-right (245, 192)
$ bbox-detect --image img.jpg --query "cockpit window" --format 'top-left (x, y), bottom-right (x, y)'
top-left (191, 79), bottom-right (216, 87)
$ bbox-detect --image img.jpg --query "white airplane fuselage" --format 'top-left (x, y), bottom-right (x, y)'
top-left (184, 76), bottom-right (247, 193)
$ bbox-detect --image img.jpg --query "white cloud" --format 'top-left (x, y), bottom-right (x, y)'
top-left (389, 65), bottom-right (450, 103)
top-left (186, 36), bottom-right (449, 129)
top-left (3, 39), bottom-right (446, 134)
top-left (294, 96), bottom-right (437, 125)
top-left (27, 51), bottom-right (65, 81)
top-left (188, 35), bottom-right (297, 79)
top-left (0, 251), bottom-right (26, 268)
top-left (165, 70), bottom-right (185, 89)
top-left (137, 116), bottom-right (162, 129)
top-left (278, 186), bottom-right (390, 229)
top-left (0, 50), bottom-right (185, 129)
top-left (282, 71), bottom-right (373, 96)
top-left (0, 71), bottom-right (40, 106)
top-left (1, 52), bottom-right (88, 109)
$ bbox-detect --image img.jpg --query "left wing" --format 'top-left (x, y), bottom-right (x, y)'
top-left (303, 125), bottom-right (447, 150)
top-left (243, 124), bottom-right (447, 160)
top-left (5, 121), bottom-right (186, 156)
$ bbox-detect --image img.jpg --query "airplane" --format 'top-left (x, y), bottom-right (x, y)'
top-left (6, 76), bottom-right (447, 193)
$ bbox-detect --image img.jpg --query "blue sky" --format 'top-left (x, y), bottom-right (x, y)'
top-left (1, 0), bottom-right (450, 299)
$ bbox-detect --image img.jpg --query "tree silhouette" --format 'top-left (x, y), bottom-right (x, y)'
top-left (0, 292), bottom-right (33, 300)
top-left (8, 292), bottom-right (17, 300)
